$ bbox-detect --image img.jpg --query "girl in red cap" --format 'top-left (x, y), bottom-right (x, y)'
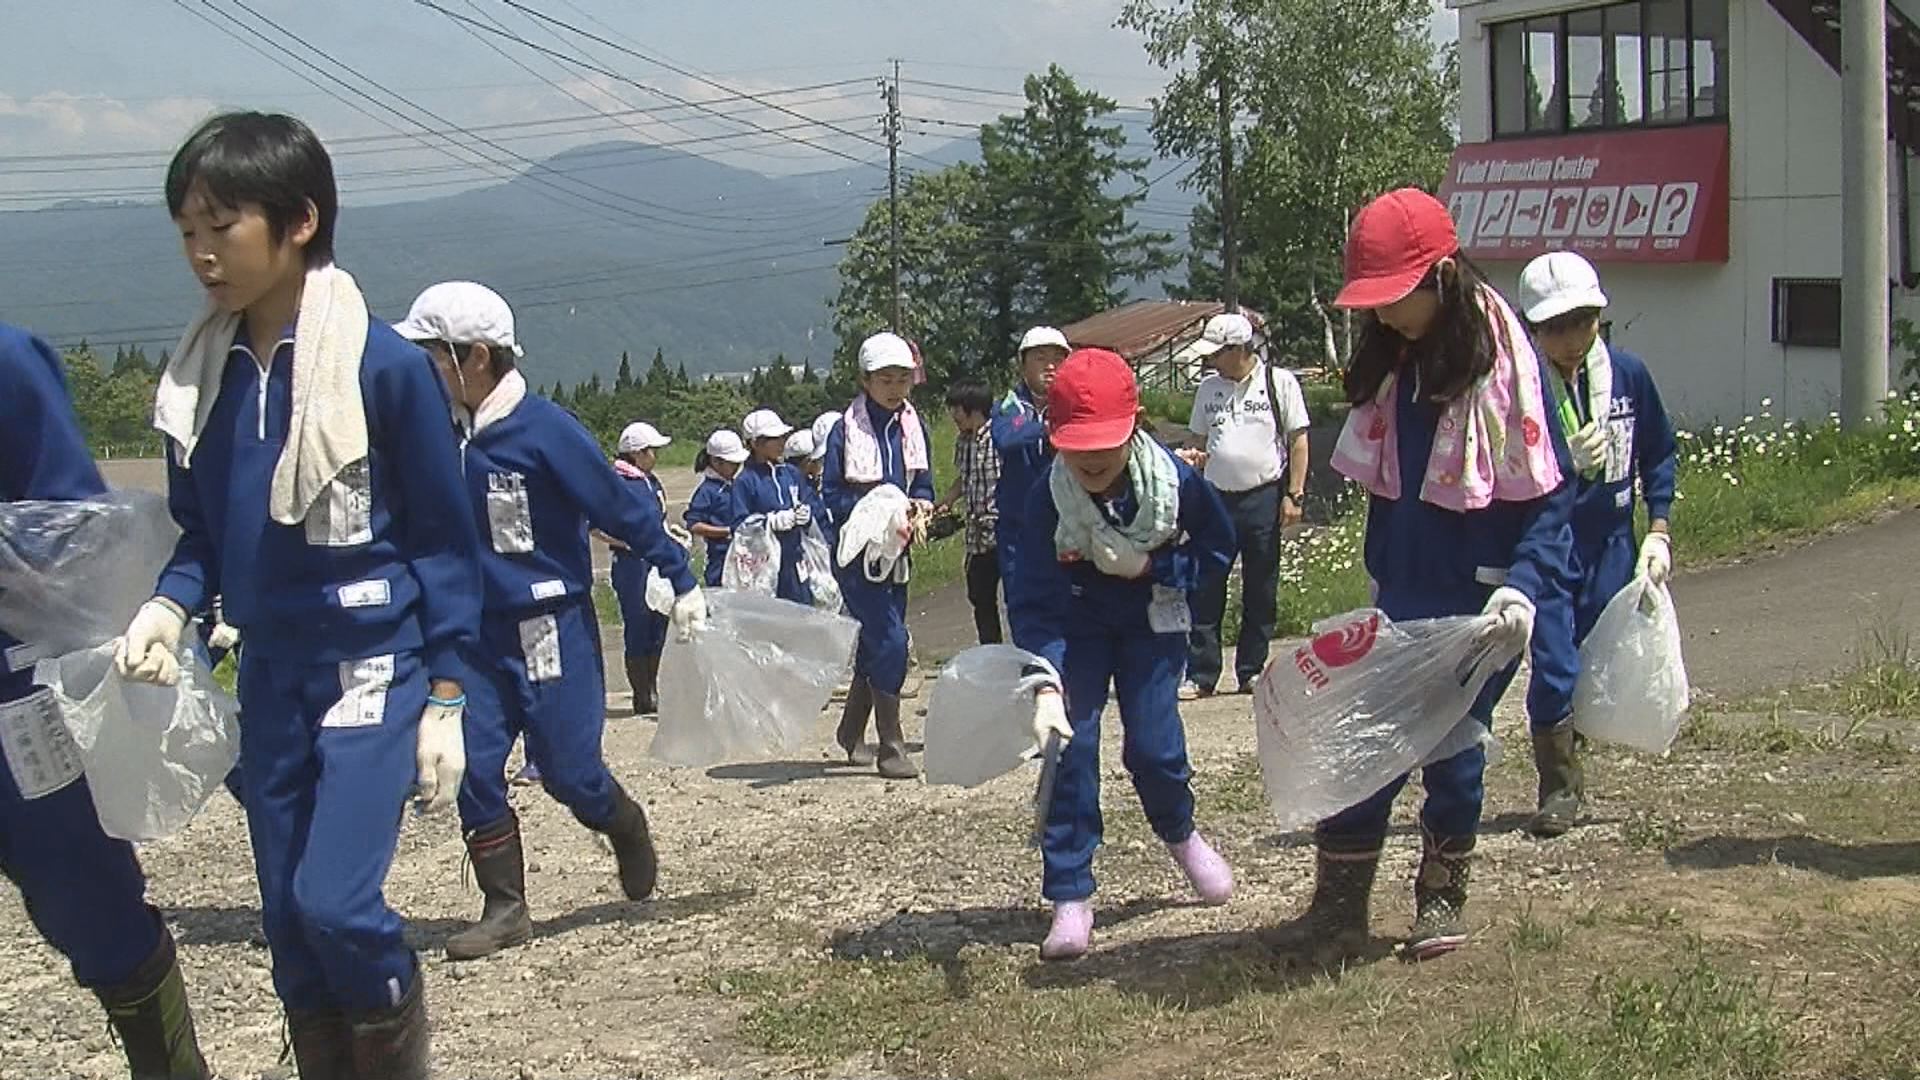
top-left (1280, 187), bottom-right (1577, 963)
top-left (1005, 348), bottom-right (1239, 961)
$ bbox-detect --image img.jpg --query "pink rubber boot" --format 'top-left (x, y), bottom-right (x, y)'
top-left (1040, 901), bottom-right (1093, 962)
top-left (1169, 833), bottom-right (1234, 906)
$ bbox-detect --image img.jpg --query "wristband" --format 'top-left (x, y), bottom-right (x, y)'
top-left (428, 694), bottom-right (467, 708)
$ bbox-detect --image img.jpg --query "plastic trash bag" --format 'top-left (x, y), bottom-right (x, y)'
top-left (35, 643), bottom-right (240, 842)
top-left (644, 567), bottom-right (675, 616)
top-left (1574, 576), bottom-right (1690, 755)
top-left (924, 645), bottom-right (1052, 787)
top-left (798, 523), bottom-right (842, 613)
top-left (0, 492), bottom-right (180, 657)
top-left (721, 516), bottom-right (780, 595)
top-left (1252, 608), bottom-right (1518, 829)
top-left (836, 485), bottom-right (911, 575)
top-left (651, 589), bottom-right (858, 767)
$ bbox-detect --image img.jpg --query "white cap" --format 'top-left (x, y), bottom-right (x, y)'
top-left (858, 331), bottom-right (916, 373)
top-left (1518, 251), bottom-right (1610, 324)
top-left (393, 281), bottom-right (525, 357)
top-left (1019, 326), bottom-right (1070, 354)
top-left (810, 411), bottom-right (841, 449)
top-left (704, 429), bottom-right (750, 464)
top-left (1191, 312), bottom-right (1255, 357)
top-left (616, 422), bottom-right (670, 454)
top-left (742, 408), bottom-right (795, 441)
top-left (783, 430), bottom-right (816, 460)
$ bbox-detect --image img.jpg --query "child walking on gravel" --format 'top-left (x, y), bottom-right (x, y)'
top-left (1006, 348), bottom-right (1239, 961)
top-left (686, 430), bottom-right (749, 587)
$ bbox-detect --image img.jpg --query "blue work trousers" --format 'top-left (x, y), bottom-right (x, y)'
top-left (840, 566), bottom-right (909, 695)
top-left (459, 600), bottom-right (617, 833)
top-left (611, 556), bottom-right (669, 660)
top-left (1042, 631), bottom-right (1197, 902)
top-left (237, 650), bottom-right (424, 1012)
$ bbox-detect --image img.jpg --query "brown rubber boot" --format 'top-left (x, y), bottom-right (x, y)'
top-left (286, 1009), bottom-right (353, 1080)
top-left (591, 780), bottom-right (659, 901)
top-left (446, 813), bottom-right (533, 961)
top-left (1263, 833), bottom-right (1381, 968)
top-left (1406, 831), bottom-right (1475, 961)
top-left (872, 690), bottom-right (918, 780)
top-left (1527, 724), bottom-right (1585, 838)
top-left (347, 967), bottom-right (430, 1080)
top-left (835, 679), bottom-right (877, 766)
top-left (92, 929), bottom-right (210, 1080)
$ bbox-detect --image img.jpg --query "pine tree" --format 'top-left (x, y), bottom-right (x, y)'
top-left (614, 351), bottom-right (636, 394)
top-left (646, 347), bottom-right (673, 389)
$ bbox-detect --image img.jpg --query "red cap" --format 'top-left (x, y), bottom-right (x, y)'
top-left (1047, 348), bottom-right (1139, 452)
top-left (1334, 187), bottom-right (1460, 310)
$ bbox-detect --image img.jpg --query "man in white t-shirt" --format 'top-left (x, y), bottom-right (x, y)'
top-left (1177, 312), bottom-right (1310, 698)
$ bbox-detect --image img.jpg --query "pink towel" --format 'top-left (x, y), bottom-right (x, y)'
top-left (842, 394), bottom-right (929, 484)
top-left (612, 459), bottom-right (647, 480)
top-left (1331, 286), bottom-right (1562, 512)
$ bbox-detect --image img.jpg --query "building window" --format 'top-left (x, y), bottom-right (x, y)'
top-left (1772, 279), bottom-right (1842, 348)
top-left (1491, 0), bottom-right (1729, 137)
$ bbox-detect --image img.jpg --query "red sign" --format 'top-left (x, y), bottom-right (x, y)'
top-left (1437, 126), bottom-right (1730, 264)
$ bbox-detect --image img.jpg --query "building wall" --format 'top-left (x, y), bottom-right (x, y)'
top-left (1452, 0), bottom-right (1919, 423)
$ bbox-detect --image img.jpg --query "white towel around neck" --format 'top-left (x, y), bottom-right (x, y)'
top-left (154, 264), bottom-right (371, 526)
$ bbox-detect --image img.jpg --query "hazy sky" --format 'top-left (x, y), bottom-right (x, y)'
top-left (0, 0), bottom-right (1457, 208)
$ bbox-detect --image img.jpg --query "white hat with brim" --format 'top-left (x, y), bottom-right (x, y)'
top-left (1519, 251), bottom-right (1610, 324)
top-left (859, 332), bottom-right (917, 373)
top-left (1019, 326), bottom-right (1070, 354)
top-left (617, 422), bottom-right (671, 454)
top-left (1190, 312), bottom-right (1255, 358)
top-left (742, 409), bottom-right (795, 441)
top-left (393, 281), bottom-right (526, 358)
top-left (704, 430), bottom-right (750, 464)
top-left (783, 430), bottom-right (816, 460)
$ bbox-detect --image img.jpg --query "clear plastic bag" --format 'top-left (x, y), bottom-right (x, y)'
top-left (835, 485), bottom-right (911, 574)
top-left (798, 523), bottom-right (842, 613)
top-left (1574, 576), bottom-right (1690, 755)
top-left (1252, 608), bottom-right (1518, 829)
top-left (0, 492), bottom-right (180, 657)
top-left (35, 643), bottom-right (240, 842)
top-left (651, 589), bottom-right (859, 767)
top-left (924, 645), bottom-right (1050, 788)
top-left (721, 516), bottom-right (780, 595)
top-left (644, 567), bottom-right (675, 616)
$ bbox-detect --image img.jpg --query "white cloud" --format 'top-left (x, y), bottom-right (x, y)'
top-left (0, 92), bottom-right (216, 153)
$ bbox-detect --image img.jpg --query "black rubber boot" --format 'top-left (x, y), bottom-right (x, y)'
top-left (835, 679), bottom-right (877, 766)
top-left (92, 928), bottom-right (210, 1080)
top-left (1406, 832), bottom-right (1475, 962)
top-left (872, 690), bottom-right (918, 780)
top-left (446, 813), bottom-right (533, 961)
top-left (1264, 833), bottom-right (1381, 967)
top-left (286, 1009), bottom-right (353, 1080)
top-left (642, 655), bottom-right (661, 716)
top-left (1527, 724), bottom-right (1585, 838)
top-left (592, 780), bottom-right (659, 901)
top-left (347, 967), bottom-right (430, 1080)
top-left (623, 656), bottom-right (655, 716)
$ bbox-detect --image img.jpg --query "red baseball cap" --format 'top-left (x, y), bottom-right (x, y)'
top-left (1047, 348), bottom-right (1139, 452)
top-left (1334, 187), bottom-right (1460, 310)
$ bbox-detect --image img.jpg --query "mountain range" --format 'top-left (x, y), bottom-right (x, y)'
top-left (0, 125), bottom-right (1189, 390)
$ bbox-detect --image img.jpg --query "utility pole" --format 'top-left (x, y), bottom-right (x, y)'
top-left (885, 60), bottom-right (903, 334)
top-left (1841, 0), bottom-right (1891, 428)
top-left (1217, 65), bottom-right (1238, 313)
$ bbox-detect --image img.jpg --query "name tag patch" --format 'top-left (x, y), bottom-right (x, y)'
top-left (530, 580), bottom-right (567, 602)
top-left (338, 580), bottom-right (392, 609)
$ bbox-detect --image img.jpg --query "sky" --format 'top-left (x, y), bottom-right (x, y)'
top-left (0, 0), bottom-right (1458, 209)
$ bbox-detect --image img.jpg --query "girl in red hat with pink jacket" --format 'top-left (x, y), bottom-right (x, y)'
top-left (1276, 188), bottom-right (1578, 963)
top-left (1006, 348), bottom-right (1239, 961)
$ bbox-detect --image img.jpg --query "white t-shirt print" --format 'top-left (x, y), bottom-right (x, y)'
top-left (1187, 362), bottom-right (1310, 493)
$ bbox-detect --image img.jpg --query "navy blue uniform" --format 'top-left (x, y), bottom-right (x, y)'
top-left (610, 471), bottom-right (672, 661)
top-left (155, 322), bottom-right (482, 1013)
top-left (684, 474), bottom-right (735, 588)
top-left (729, 460), bottom-right (814, 606)
top-left (454, 392), bottom-right (695, 835)
top-left (0, 323), bottom-right (170, 992)
top-left (1321, 364), bottom-right (1577, 843)
top-left (991, 384), bottom-right (1052, 596)
top-left (823, 400), bottom-right (936, 695)
top-left (1008, 451), bottom-right (1236, 902)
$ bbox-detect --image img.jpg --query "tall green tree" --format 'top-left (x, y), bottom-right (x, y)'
top-left (1119, 0), bottom-right (1458, 361)
top-left (614, 351), bottom-right (636, 394)
top-left (646, 347), bottom-right (674, 390)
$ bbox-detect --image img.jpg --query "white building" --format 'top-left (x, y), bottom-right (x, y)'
top-left (1445, 0), bottom-right (1919, 421)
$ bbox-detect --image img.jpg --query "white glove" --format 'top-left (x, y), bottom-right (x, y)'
top-left (114, 599), bottom-right (187, 686)
top-left (768, 509), bottom-right (799, 532)
top-left (666, 523), bottom-right (694, 550)
top-left (207, 622), bottom-right (241, 652)
top-left (1637, 532), bottom-right (1672, 586)
top-left (1089, 538), bottom-right (1150, 580)
top-left (414, 699), bottom-right (466, 814)
top-left (671, 586), bottom-right (710, 641)
top-left (1480, 586), bottom-right (1536, 652)
top-left (1569, 421), bottom-right (1608, 474)
top-left (793, 504), bottom-right (813, 528)
top-left (1032, 689), bottom-right (1073, 753)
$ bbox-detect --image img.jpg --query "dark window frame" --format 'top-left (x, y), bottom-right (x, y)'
top-left (1489, 0), bottom-right (1729, 139)
top-left (1771, 278), bottom-right (1843, 349)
